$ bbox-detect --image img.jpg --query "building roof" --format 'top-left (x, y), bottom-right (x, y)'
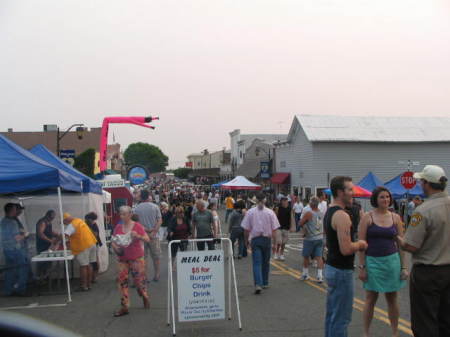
top-left (0, 127), bottom-right (102, 153)
top-left (238, 134), bottom-right (287, 146)
top-left (294, 114), bottom-right (450, 143)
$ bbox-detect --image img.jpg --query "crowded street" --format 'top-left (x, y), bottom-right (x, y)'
top-left (2, 2), bottom-right (450, 337)
top-left (1, 208), bottom-right (413, 337)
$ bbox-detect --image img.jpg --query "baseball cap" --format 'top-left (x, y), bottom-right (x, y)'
top-left (63, 212), bottom-right (72, 220)
top-left (413, 165), bottom-right (447, 184)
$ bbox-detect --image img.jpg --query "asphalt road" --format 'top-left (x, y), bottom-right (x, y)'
top-left (0, 209), bottom-right (413, 337)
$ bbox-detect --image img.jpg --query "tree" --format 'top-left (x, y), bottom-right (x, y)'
top-left (124, 142), bottom-right (168, 173)
top-left (173, 167), bottom-right (192, 179)
top-left (74, 148), bottom-right (96, 177)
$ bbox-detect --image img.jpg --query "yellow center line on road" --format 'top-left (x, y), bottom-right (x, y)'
top-left (274, 261), bottom-right (411, 328)
top-left (270, 260), bottom-right (413, 336)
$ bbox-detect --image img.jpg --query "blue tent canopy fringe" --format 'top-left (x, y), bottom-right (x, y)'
top-left (384, 174), bottom-right (425, 199)
top-left (30, 144), bottom-right (102, 195)
top-left (357, 172), bottom-right (384, 192)
top-left (0, 135), bottom-right (83, 194)
top-left (324, 171), bottom-right (424, 200)
top-left (212, 180), bottom-right (230, 188)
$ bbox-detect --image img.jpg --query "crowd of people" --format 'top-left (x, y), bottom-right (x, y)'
top-left (1, 165), bottom-right (449, 337)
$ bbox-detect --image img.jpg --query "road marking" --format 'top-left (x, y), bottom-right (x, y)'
top-left (270, 260), bottom-right (413, 336)
top-left (277, 263), bottom-right (411, 329)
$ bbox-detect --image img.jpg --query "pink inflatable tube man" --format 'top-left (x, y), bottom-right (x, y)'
top-left (99, 116), bottom-right (158, 172)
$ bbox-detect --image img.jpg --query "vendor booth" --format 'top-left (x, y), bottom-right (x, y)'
top-left (221, 176), bottom-right (262, 191)
top-left (29, 145), bottom-right (108, 273)
top-left (0, 135), bottom-right (85, 304)
top-left (98, 175), bottom-right (133, 226)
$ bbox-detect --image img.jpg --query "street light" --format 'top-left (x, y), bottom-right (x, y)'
top-left (56, 123), bottom-right (85, 157)
top-left (76, 126), bottom-right (84, 139)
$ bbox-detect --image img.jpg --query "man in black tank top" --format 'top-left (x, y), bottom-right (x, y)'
top-left (324, 176), bottom-right (368, 337)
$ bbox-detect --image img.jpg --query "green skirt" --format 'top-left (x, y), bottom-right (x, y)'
top-left (364, 253), bottom-right (406, 293)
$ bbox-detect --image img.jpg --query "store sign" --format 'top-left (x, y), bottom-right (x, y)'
top-left (60, 149), bottom-right (76, 166)
top-left (99, 179), bottom-right (125, 188)
top-left (260, 161), bottom-right (271, 179)
top-left (127, 166), bottom-right (149, 185)
top-left (177, 250), bottom-right (225, 322)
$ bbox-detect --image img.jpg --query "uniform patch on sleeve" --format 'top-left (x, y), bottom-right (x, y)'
top-left (409, 213), bottom-right (423, 227)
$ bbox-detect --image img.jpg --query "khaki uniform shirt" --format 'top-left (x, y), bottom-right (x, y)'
top-left (404, 191), bottom-right (450, 266)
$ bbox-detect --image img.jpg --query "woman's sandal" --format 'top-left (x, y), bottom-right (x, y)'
top-left (113, 308), bottom-right (129, 317)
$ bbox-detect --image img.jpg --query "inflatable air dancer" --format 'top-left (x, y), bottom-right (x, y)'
top-left (99, 116), bottom-right (159, 172)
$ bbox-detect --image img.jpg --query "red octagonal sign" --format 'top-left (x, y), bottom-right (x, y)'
top-left (401, 171), bottom-right (416, 190)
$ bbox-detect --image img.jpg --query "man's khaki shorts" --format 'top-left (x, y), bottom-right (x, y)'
top-left (76, 245), bottom-right (97, 267)
top-left (275, 229), bottom-right (289, 245)
top-left (145, 238), bottom-right (162, 260)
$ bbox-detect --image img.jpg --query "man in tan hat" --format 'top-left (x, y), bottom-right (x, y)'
top-left (397, 165), bottom-right (450, 337)
top-left (63, 213), bottom-right (97, 291)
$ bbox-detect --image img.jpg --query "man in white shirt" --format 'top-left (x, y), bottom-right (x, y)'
top-left (292, 197), bottom-right (304, 231)
top-left (318, 192), bottom-right (328, 217)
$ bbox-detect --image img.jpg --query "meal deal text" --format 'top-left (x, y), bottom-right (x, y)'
top-left (176, 250), bottom-right (225, 322)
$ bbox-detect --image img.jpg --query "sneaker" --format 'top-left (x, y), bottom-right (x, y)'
top-left (254, 286), bottom-right (262, 294)
top-left (262, 285), bottom-right (270, 289)
top-left (279, 255), bottom-right (285, 261)
top-left (300, 274), bottom-right (310, 281)
top-left (317, 276), bottom-right (324, 284)
top-left (273, 254), bottom-right (279, 260)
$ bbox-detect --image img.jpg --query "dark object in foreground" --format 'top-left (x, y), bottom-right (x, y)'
top-left (0, 311), bottom-right (82, 337)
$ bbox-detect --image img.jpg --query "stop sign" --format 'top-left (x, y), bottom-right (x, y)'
top-left (401, 171), bottom-right (416, 189)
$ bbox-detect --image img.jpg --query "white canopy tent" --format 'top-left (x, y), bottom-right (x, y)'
top-left (0, 192), bottom-right (109, 273)
top-left (221, 176), bottom-right (262, 190)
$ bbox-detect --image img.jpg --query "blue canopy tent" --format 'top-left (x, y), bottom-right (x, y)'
top-left (357, 172), bottom-right (384, 192)
top-left (384, 174), bottom-right (425, 199)
top-left (212, 180), bottom-right (229, 189)
top-left (0, 135), bottom-right (83, 194)
top-left (0, 134), bottom-right (85, 303)
top-left (30, 144), bottom-right (102, 195)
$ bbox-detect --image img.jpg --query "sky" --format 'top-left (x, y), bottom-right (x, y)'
top-left (1, 0), bottom-right (450, 168)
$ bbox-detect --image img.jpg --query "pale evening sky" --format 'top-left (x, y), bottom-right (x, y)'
top-left (1, 0), bottom-right (450, 168)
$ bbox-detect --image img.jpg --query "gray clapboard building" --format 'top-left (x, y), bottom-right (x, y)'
top-left (275, 114), bottom-right (450, 199)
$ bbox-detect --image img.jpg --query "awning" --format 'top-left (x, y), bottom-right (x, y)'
top-left (271, 172), bottom-right (290, 184)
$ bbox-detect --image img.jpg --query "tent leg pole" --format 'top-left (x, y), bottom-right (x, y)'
top-left (228, 239), bottom-right (232, 320)
top-left (58, 187), bottom-right (72, 303)
top-left (229, 239), bottom-right (242, 330)
top-left (167, 242), bottom-right (172, 326)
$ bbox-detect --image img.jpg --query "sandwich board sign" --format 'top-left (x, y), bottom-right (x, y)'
top-left (176, 250), bottom-right (225, 322)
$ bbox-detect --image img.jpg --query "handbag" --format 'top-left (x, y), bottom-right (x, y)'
top-left (111, 231), bottom-right (132, 256)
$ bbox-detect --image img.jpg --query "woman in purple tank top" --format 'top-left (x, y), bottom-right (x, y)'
top-left (358, 187), bottom-right (408, 337)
